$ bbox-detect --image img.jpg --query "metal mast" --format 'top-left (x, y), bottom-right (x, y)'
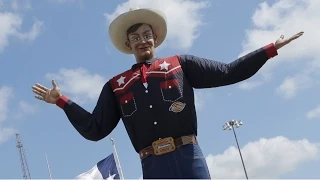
top-left (45, 153), bottom-right (53, 179)
top-left (110, 138), bottom-right (124, 180)
top-left (15, 133), bottom-right (31, 179)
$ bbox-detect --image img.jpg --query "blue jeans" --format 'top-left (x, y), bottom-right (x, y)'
top-left (141, 143), bottom-right (211, 179)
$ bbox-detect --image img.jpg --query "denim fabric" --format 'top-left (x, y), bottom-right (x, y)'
top-left (141, 144), bottom-right (211, 179)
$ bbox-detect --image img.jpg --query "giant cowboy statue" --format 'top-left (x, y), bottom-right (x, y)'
top-left (32, 8), bottom-right (303, 179)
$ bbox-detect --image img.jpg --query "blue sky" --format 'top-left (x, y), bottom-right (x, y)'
top-left (1, 0), bottom-right (319, 179)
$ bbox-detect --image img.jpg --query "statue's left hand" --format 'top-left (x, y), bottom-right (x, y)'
top-left (274, 31), bottom-right (304, 50)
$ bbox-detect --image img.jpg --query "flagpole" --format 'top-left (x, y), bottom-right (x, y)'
top-left (45, 153), bottom-right (53, 179)
top-left (110, 138), bottom-right (124, 180)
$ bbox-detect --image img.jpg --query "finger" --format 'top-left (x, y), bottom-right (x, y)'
top-left (32, 89), bottom-right (42, 96)
top-left (297, 31), bottom-right (304, 35)
top-left (290, 36), bottom-right (299, 41)
top-left (289, 33), bottom-right (303, 41)
top-left (294, 32), bottom-right (304, 36)
top-left (52, 80), bottom-right (57, 88)
top-left (292, 32), bottom-right (304, 38)
top-left (34, 95), bottom-right (44, 101)
top-left (280, 35), bottom-right (284, 39)
top-left (32, 86), bottom-right (47, 94)
top-left (32, 89), bottom-right (46, 97)
top-left (35, 83), bottom-right (49, 91)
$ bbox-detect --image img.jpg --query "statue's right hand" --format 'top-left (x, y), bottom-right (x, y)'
top-left (32, 80), bottom-right (62, 104)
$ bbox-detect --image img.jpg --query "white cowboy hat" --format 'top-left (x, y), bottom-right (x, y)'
top-left (109, 7), bottom-right (167, 54)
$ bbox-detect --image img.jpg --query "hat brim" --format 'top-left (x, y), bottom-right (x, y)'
top-left (109, 8), bottom-right (167, 54)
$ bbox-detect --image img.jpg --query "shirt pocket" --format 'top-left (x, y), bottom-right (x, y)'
top-left (160, 79), bottom-right (182, 102)
top-left (119, 92), bottom-right (137, 117)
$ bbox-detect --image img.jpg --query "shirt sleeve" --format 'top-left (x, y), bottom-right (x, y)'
top-left (55, 80), bottom-right (121, 141)
top-left (179, 43), bottom-right (278, 88)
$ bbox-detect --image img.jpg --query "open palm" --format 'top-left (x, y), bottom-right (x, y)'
top-left (274, 31), bottom-right (304, 49)
top-left (32, 80), bottom-right (62, 104)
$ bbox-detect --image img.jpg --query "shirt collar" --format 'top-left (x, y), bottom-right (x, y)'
top-left (131, 57), bottom-right (159, 70)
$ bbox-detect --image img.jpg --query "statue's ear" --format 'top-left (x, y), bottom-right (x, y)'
top-left (154, 34), bottom-right (158, 44)
top-left (125, 40), bottom-right (132, 50)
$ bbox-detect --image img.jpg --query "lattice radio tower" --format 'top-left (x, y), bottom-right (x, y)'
top-left (15, 133), bottom-right (31, 179)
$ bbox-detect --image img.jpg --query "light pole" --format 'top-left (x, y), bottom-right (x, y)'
top-left (223, 120), bottom-right (248, 180)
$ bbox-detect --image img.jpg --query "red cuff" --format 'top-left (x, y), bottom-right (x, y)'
top-left (264, 43), bottom-right (278, 59)
top-left (56, 95), bottom-right (69, 109)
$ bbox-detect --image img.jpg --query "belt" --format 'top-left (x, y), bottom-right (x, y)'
top-left (139, 135), bottom-right (198, 159)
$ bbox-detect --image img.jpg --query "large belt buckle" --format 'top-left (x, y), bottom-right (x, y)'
top-left (152, 137), bottom-right (176, 155)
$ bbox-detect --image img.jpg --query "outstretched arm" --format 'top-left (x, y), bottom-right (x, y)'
top-left (179, 32), bottom-right (304, 88)
top-left (56, 81), bottom-right (121, 141)
top-left (180, 43), bottom-right (277, 88)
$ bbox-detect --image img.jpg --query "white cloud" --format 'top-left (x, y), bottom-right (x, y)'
top-left (0, 127), bottom-right (15, 144)
top-left (0, 87), bottom-right (38, 144)
top-left (238, 81), bottom-right (262, 91)
top-left (240, 0), bottom-right (320, 62)
top-left (47, 0), bottom-right (84, 9)
top-left (13, 100), bottom-right (38, 120)
top-left (238, 0), bottom-right (320, 92)
top-left (194, 91), bottom-right (204, 110)
top-left (306, 105), bottom-right (320, 120)
top-left (15, 19), bottom-right (43, 41)
top-left (206, 136), bottom-right (320, 179)
top-left (0, 12), bottom-right (43, 53)
top-left (11, 0), bottom-right (31, 11)
top-left (0, 86), bottom-right (13, 122)
top-left (48, 0), bottom-right (77, 3)
top-left (0, 0), bottom-right (31, 10)
top-left (277, 77), bottom-right (296, 99)
top-left (276, 74), bottom-right (313, 99)
top-left (104, 0), bottom-right (209, 51)
top-left (0, 86), bottom-right (16, 145)
top-left (45, 68), bottom-right (107, 104)
top-left (194, 90), bottom-right (212, 111)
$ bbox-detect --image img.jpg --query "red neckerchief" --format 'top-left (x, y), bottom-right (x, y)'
top-left (132, 58), bottom-right (157, 85)
top-left (140, 64), bottom-right (147, 83)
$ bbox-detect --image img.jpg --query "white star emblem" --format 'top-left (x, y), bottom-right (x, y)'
top-left (159, 61), bottom-right (170, 71)
top-left (117, 76), bottom-right (126, 86)
top-left (107, 172), bottom-right (116, 180)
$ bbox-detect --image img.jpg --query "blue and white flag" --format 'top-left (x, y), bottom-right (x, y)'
top-left (75, 153), bottom-right (120, 180)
